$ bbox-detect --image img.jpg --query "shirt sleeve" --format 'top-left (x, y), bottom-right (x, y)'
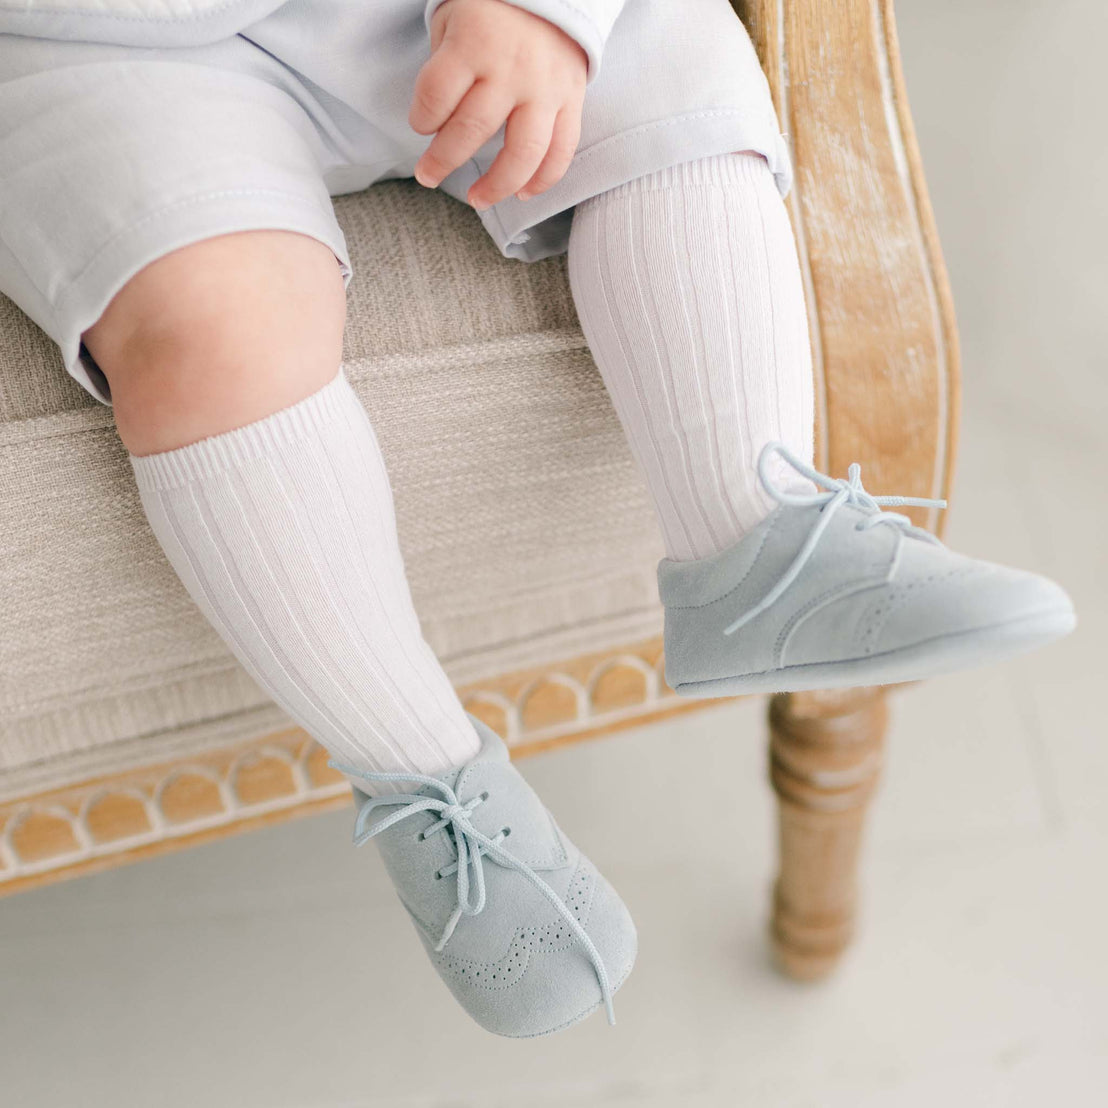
top-left (424, 0), bottom-right (628, 84)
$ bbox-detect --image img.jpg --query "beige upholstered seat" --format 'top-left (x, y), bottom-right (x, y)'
top-left (0, 181), bottom-right (667, 795)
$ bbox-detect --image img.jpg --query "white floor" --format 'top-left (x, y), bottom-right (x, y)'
top-left (2, 2), bottom-right (1106, 1104)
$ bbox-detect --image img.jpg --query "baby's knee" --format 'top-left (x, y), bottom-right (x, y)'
top-left (86, 230), bottom-right (347, 455)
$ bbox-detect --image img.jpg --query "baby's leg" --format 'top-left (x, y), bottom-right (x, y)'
top-left (566, 151), bottom-right (814, 563)
top-left (568, 157), bottom-right (1072, 696)
top-left (87, 229), bottom-right (635, 1035)
top-left (86, 230), bottom-right (480, 784)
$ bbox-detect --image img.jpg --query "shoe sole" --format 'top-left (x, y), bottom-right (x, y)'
top-left (672, 606), bottom-right (1077, 697)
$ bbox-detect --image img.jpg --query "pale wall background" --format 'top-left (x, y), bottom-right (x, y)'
top-left (1, 1), bottom-right (1105, 1105)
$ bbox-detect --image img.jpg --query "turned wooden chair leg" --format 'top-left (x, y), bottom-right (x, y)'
top-left (767, 686), bottom-right (889, 980)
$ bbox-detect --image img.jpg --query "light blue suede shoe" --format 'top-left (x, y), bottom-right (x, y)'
top-left (660, 443), bottom-right (1076, 696)
top-left (331, 715), bottom-right (636, 1038)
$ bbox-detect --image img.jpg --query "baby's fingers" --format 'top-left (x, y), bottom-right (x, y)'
top-left (517, 106), bottom-right (582, 201)
top-left (414, 80), bottom-right (512, 189)
top-left (468, 103), bottom-right (556, 211)
top-left (409, 50), bottom-right (473, 136)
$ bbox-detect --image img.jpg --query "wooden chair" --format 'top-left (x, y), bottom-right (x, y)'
top-left (740, 0), bottom-right (960, 975)
top-left (0, 0), bottom-right (958, 982)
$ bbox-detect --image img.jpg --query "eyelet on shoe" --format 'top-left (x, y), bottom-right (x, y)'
top-left (433, 870), bottom-right (443, 880)
top-left (501, 827), bottom-right (511, 837)
top-left (479, 791), bottom-right (490, 802)
top-left (855, 522), bottom-right (865, 532)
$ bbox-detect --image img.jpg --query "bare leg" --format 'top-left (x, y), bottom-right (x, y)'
top-left (85, 229), bottom-right (346, 454)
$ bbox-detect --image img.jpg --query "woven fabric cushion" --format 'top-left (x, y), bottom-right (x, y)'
top-left (0, 181), bottom-right (665, 795)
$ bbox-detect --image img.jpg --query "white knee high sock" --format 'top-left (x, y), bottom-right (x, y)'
top-left (128, 366), bottom-right (480, 787)
top-left (567, 151), bottom-right (815, 562)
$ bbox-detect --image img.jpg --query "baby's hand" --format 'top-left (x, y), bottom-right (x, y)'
top-left (410, 0), bottom-right (588, 209)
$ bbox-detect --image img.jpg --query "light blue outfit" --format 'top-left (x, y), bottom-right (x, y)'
top-left (0, 0), bottom-right (791, 405)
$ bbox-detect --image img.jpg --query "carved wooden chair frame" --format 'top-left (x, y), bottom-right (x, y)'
top-left (0, 0), bottom-right (960, 984)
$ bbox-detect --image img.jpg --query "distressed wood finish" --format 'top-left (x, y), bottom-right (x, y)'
top-left (737, 0), bottom-right (959, 523)
top-left (768, 688), bottom-right (888, 979)
top-left (0, 635), bottom-right (711, 897)
top-left (737, 0), bottom-right (961, 977)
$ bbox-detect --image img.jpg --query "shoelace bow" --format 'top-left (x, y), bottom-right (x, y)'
top-left (329, 760), bottom-right (617, 1025)
top-left (722, 442), bottom-right (948, 637)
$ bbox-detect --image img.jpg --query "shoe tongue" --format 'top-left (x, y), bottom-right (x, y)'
top-left (407, 716), bottom-right (564, 867)
top-left (449, 719), bottom-right (568, 870)
top-left (432, 713), bottom-right (510, 792)
top-left (777, 476), bottom-right (820, 499)
top-left (465, 714), bottom-right (511, 761)
top-left (362, 717), bottom-right (571, 945)
top-left (759, 448), bottom-right (819, 499)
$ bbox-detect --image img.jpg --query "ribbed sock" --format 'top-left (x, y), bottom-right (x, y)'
top-left (128, 365), bottom-right (480, 790)
top-left (567, 151), bottom-right (815, 562)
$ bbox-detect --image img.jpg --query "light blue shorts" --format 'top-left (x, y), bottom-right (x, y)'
top-left (0, 0), bottom-right (791, 405)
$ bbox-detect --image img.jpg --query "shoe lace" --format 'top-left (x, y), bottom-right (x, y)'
top-left (721, 442), bottom-right (948, 637)
top-left (329, 760), bottom-right (617, 1025)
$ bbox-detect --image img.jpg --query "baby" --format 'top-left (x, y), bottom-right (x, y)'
top-left (0, 0), bottom-right (1074, 1037)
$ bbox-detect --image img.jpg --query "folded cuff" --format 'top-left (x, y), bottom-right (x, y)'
top-left (128, 364), bottom-right (354, 492)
